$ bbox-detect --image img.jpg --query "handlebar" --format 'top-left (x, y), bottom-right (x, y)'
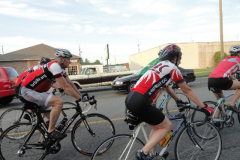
top-left (178, 103), bottom-right (209, 126)
top-left (75, 94), bottom-right (98, 112)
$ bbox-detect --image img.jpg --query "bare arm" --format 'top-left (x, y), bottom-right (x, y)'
top-left (55, 77), bottom-right (81, 100)
top-left (51, 82), bottom-right (61, 89)
top-left (178, 81), bottom-right (205, 108)
top-left (65, 76), bottom-right (82, 97)
top-left (152, 91), bottom-right (162, 104)
top-left (165, 86), bottom-right (180, 101)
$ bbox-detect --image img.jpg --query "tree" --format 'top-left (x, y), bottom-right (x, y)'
top-left (213, 51), bottom-right (229, 67)
top-left (82, 58), bottom-right (90, 64)
top-left (94, 60), bottom-right (101, 64)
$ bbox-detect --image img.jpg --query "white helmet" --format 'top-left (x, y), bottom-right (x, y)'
top-left (229, 45), bottom-right (240, 56)
top-left (55, 48), bottom-right (73, 58)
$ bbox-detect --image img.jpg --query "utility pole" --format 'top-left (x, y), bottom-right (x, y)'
top-left (78, 44), bottom-right (82, 57)
top-left (219, 0), bottom-right (224, 60)
top-left (138, 39), bottom-right (140, 53)
top-left (114, 55), bottom-right (116, 64)
top-left (2, 46), bottom-right (4, 55)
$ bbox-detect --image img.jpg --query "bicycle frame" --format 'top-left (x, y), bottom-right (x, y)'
top-left (157, 94), bottom-right (170, 110)
top-left (124, 114), bottom-right (203, 159)
top-left (18, 101), bottom-right (97, 153)
top-left (211, 92), bottom-right (240, 124)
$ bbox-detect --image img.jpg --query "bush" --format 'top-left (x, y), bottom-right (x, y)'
top-left (213, 51), bottom-right (229, 67)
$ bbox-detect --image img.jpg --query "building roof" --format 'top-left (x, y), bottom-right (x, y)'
top-left (0, 43), bottom-right (81, 61)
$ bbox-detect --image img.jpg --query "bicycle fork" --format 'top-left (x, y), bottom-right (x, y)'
top-left (186, 124), bottom-right (204, 151)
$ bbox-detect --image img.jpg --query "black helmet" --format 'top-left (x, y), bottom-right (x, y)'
top-left (229, 45), bottom-right (240, 56)
top-left (40, 57), bottom-right (51, 64)
top-left (55, 48), bottom-right (73, 58)
top-left (158, 44), bottom-right (182, 62)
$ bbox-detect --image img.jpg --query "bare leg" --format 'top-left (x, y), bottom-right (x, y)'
top-left (38, 112), bottom-right (51, 142)
top-left (141, 116), bottom-right (172, 154)
top-left (212, 91), bottom-right (224, 118)
top-left (229, 80), bottom-right (240, 105)
top-left (46, 96), bottom-right (64, 133)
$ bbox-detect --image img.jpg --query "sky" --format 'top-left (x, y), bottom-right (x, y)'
top-left (0, 0), bottom-right (240, 65)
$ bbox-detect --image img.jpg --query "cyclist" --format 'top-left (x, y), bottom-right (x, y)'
top-left (18, 49), bottom-right (82, 139)
top-left (15, 56), bottom-right (52, 87)
top-left (125, 44), bottom-right (213, 160)
top-left (208, 45), bottom-right (240, 121)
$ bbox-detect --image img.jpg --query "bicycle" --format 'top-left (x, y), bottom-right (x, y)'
top-left (0, 102), bottom-right (80, 133)
top-left (0, 89), bottom-right (78, 133)
top-left (0, 96), bottom-right (116, 159)
top-left (91, 104), bottom-right (222, 160)
top-left (191, 91), bottom-right (240, 130)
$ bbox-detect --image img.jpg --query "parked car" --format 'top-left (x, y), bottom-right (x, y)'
top-left (112, 67), bottom-right (196, 91)
top-left (0, 67), bottom-right (19, 104)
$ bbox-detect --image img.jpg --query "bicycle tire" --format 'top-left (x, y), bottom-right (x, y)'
top-left (165, 92), bottom-right (191, 119)
top-left (174, 121), bottom-right (222, 160)
top-left (91, 134), bottom-right (145, 160)
top-left (191, 101), bottom-right (224, 129)
top-left (71, 113), bottom-right (116, 156)
top-left (237, 104), bottom-right (240, 124)
top-left (0, 108), bottom-right (33, 133)
top-left (0, 123), bottom-right (47, 160)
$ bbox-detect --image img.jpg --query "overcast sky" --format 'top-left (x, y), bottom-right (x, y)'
top-left (0, 0), bottom-right (239, 65)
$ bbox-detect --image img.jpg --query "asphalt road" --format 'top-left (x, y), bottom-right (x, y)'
top-left (0, 77), bottom-right (240, 160)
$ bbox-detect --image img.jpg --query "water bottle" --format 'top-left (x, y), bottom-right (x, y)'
top-left (159, 130), bottom-right (173, 147)
top-left (56, 117), bottom-right (68, 131)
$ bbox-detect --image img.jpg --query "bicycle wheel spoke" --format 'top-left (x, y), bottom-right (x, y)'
top-left (91, 134), bottom-right (145, 160)
top-left (0, 108), bottom-right (32, 133)
top-left (71, 113), bottom-right (115, 156)
top-left (0, 123), bottom-right (46, 160)
top-left (175, 121), bottom-right (221, 160)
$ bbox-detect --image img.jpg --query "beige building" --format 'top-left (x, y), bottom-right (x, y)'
top-left (129, 41), bottom-right (240, 70)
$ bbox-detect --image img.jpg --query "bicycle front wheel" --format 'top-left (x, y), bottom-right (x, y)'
top-left (71, 113), bottom-right (116, 156)
top-left (165, 92), bottom-right (191, 119)
top-left (175, 121), bottom-right (222, 160)
top-left (0, 108), bottom-right (32, 133)
top-left (91, 134), bottom-right (145, 160)
top-left (0, 123), bottom-right (47, 160)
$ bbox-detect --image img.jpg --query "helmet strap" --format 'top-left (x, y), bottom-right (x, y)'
top-left (61, 58), bottom-right (66, 68)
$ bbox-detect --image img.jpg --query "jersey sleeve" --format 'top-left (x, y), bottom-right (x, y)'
top-left (49, 63), bottom-right (64, 79)
top-left (170, 67), bottom-right (184, 84)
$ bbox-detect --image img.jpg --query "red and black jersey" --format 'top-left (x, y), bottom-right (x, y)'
top-left (21, 61), bottom-right (67, 92)
top-left (132, 60), bottom-right (184, 103)
top-left (15, 65), bottom-right (41, 86)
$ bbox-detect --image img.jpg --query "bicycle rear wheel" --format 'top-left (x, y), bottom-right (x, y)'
top-left (0, 123), bottom-right (47, 160)
top-left (71, 113), bottom-right (115, 156)
top-left (175, 121), bottom-right (222, 160)
top-left (0, 108), bottom-right (32, 133)
top-left (165, 92), bottom-right (191, 119)
top-left (91, 134), bottom-right (145, 160)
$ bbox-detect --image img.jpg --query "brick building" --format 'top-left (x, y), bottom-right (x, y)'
top-left (0, 44), bottom-right (82, 75)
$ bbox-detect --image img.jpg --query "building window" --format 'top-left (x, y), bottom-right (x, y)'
top-left (68, 66), bottom-right (78, 75)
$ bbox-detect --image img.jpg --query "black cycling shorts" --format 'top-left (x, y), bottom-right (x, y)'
top-left (208, 77), bottom-right (233, 92)
top-left (125, 91), bottom-right (165, 125)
